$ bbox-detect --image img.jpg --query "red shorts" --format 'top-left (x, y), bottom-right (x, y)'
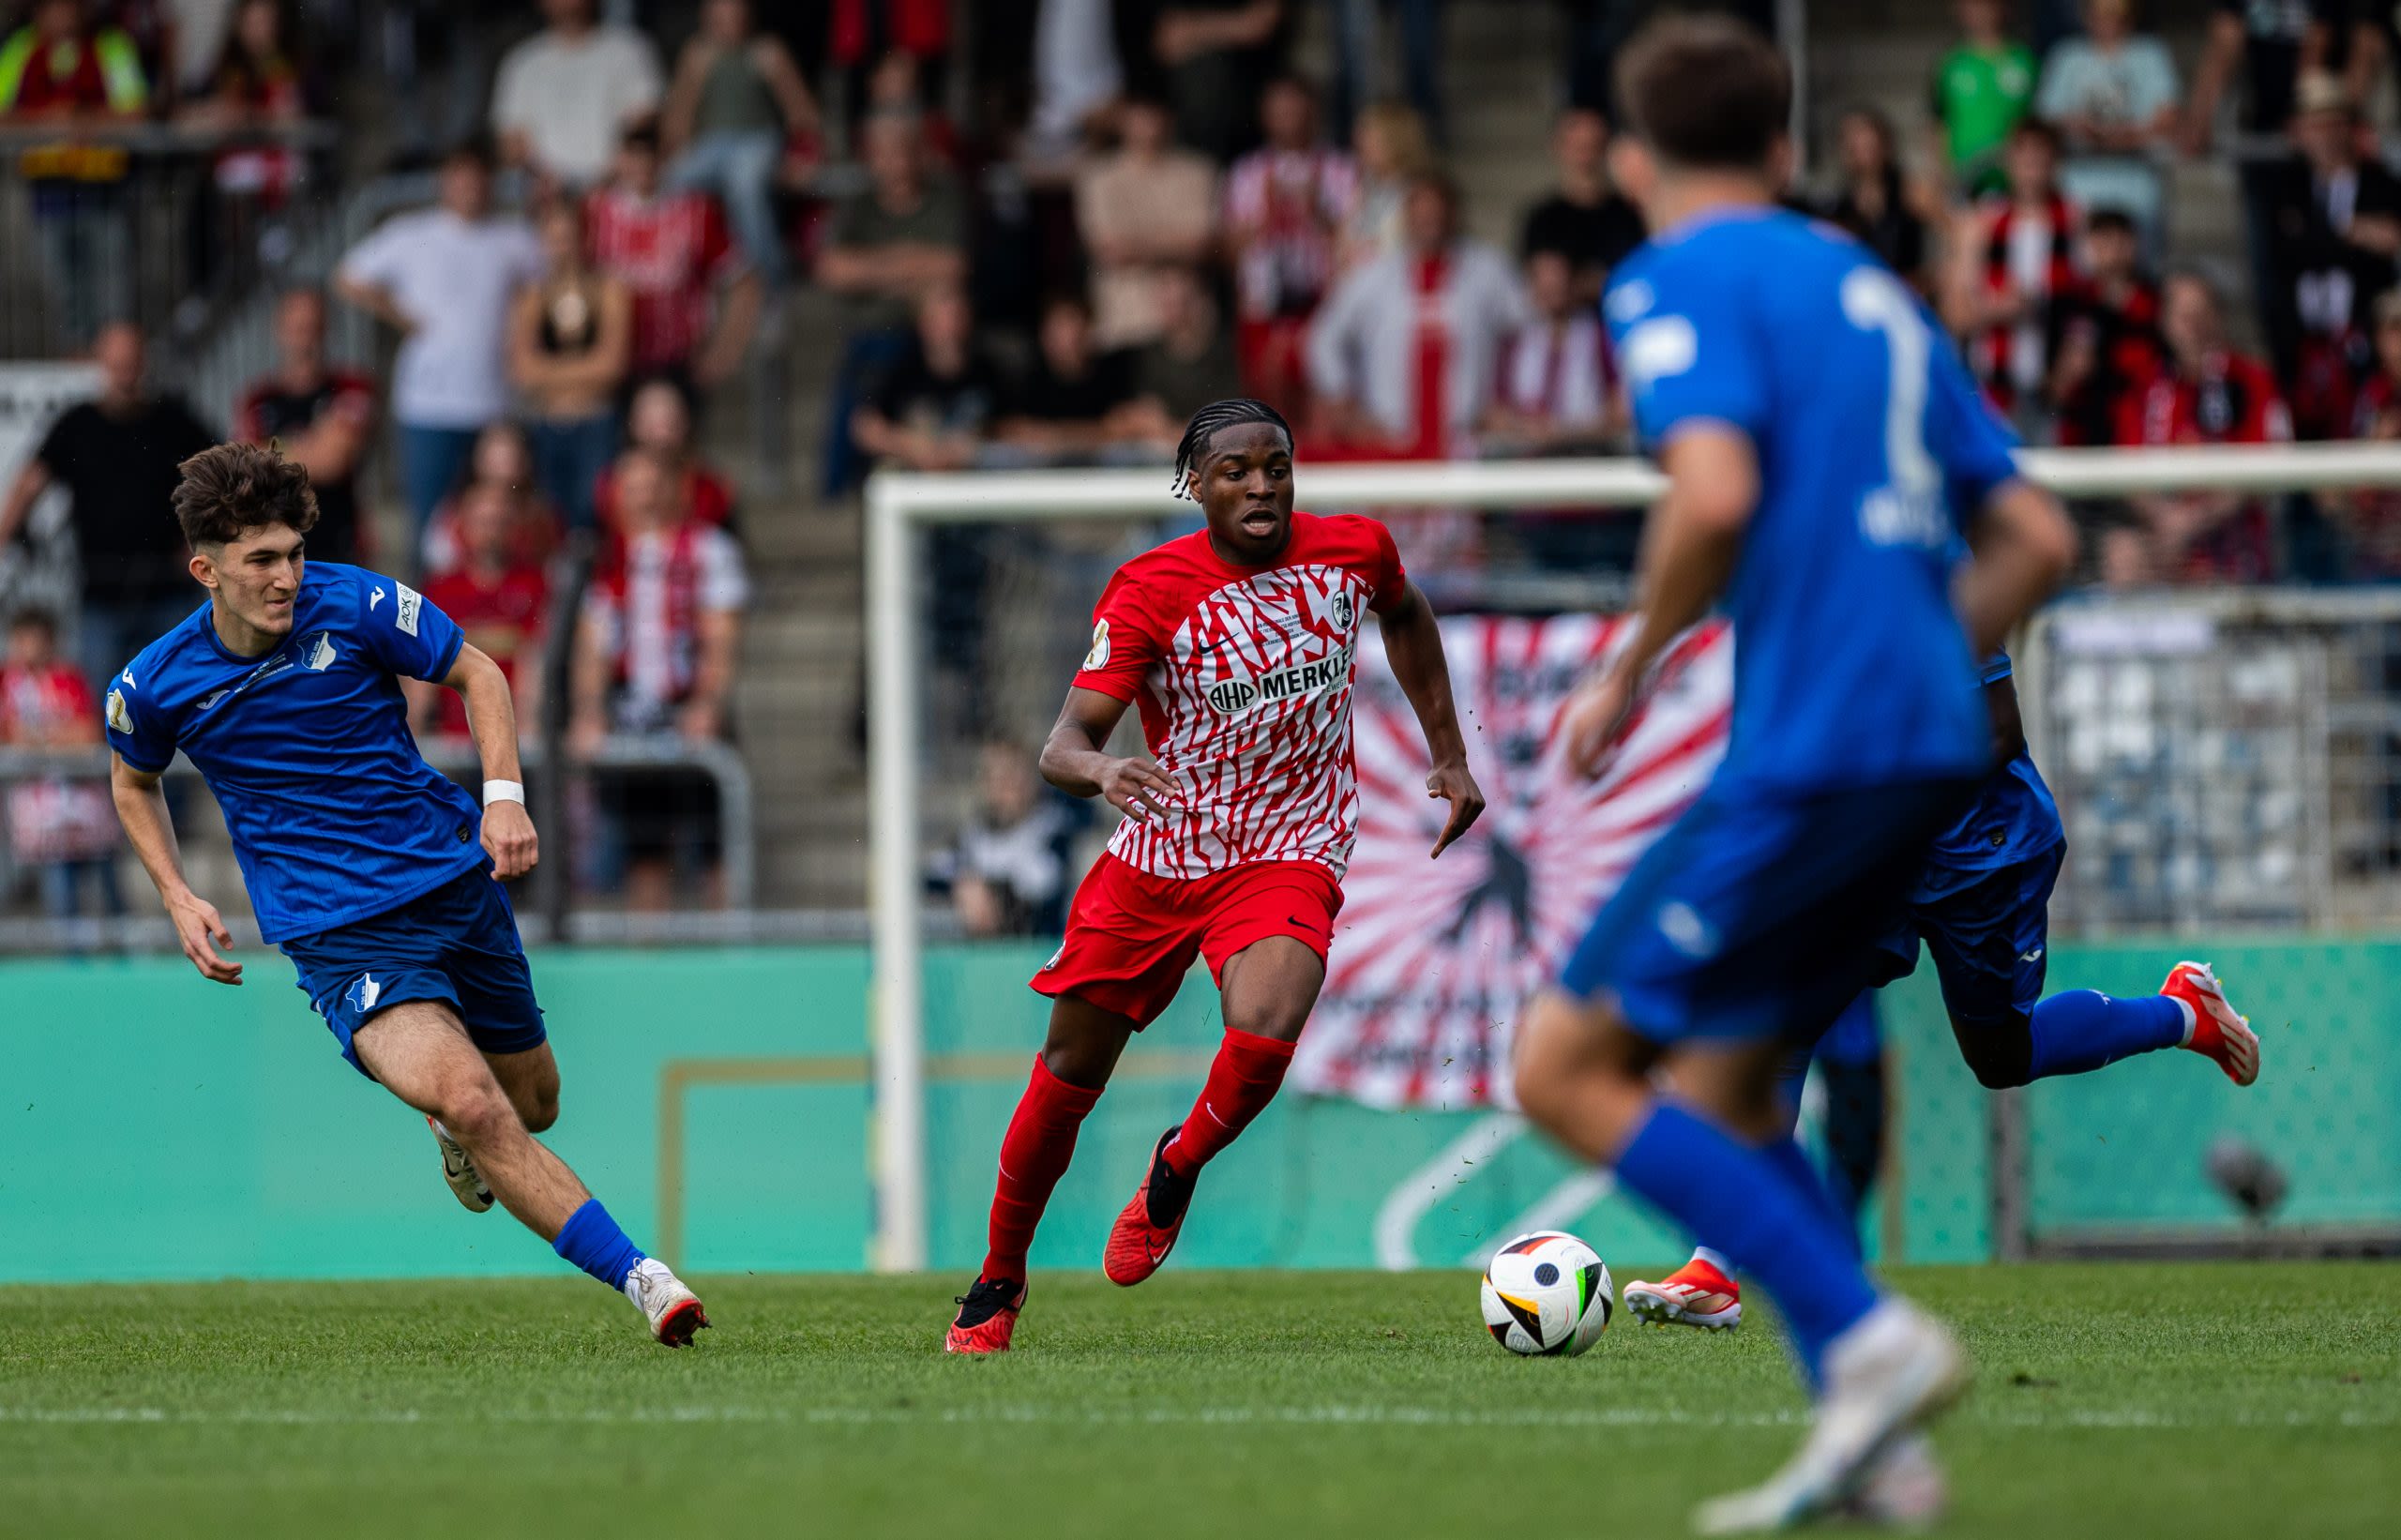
top-left (1031, 854), bottom-right (1345, 1028)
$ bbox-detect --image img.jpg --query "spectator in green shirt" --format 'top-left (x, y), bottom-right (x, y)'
top-left (1931, 0), bottom-right (2038, 197)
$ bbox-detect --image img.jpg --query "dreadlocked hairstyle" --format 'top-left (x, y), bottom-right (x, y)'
top-left (1170, 399), bottom-right (1293, 501)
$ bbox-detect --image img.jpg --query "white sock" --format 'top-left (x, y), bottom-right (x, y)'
top-left (2172, 996), bottom-right (2197, 1046)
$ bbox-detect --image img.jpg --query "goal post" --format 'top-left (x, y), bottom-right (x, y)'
top-left (863, 442), bottom-right (2401, 1273)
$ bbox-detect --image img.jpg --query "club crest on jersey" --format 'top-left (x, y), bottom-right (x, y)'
top-left (302, 631), bottom-right (338, 672)
top-left (1204, 642), bottom-right (1353, 717)
top-left (105, 688), bottom-right (131, 734)
top-left (1331, 591), bottom-right (1354, 628)
top-left (1083, 619), bottom-right (1110, 671)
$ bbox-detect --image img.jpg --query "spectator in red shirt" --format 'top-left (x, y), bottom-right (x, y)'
top-left (592, 376), bottom-right (736, 534)
top-left (1945, 117), bottom-right (2079, 430)
top-left (586, 116), bottom-right (762, 394)
top-left (2047, 207), bottom-right (2164, 448)
top-left (415, 483), bottom-right (552, 739)
top-left (1223, 75), bottom-right (1358, 418)
top-left (2117, 269), bottom-right (2292, 583)
top-left (0, 606), bottom-right (120, 921)
top-left (420, 420), bottom-right (566, 579)
top-left (1482, 249), bottom-right (1622, 456)
top-left (238, 287), bottom-right (374, 563)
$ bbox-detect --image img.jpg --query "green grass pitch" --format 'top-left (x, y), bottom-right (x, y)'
top-left (2, 1263), bottom-right (2394, 1538)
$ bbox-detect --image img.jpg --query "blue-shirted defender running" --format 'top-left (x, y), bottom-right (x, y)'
top-left (1506, 16), bottom-right (2079, 1532)
top-left (106, 442), bottom-right (707, 1346)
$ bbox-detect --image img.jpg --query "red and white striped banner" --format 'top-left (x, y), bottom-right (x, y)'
top-left (1293, 614), bottom-right (1731, 1110)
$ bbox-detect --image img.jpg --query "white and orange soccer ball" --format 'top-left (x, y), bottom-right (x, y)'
top-left (1479, 1230), bottom-right (1613, 1356)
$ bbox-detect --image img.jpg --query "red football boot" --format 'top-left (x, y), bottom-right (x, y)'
top-left (2162, 960), bottom-right (2260, 1086)
top-left (1104, 1126), bottom-right (1197, 1287)
top-left (1622, 1252), bottom-right (1743, 1330)
top-left (944, 1276), bottom-right (1026, 1354)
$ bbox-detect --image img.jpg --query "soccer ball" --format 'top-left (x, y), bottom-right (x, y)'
top-left (1480, 1230), bottom-right (1613, 1356)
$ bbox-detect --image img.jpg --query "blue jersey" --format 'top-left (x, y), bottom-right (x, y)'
top-left (1605, 207), bottom-right (2019, 793)
top-left (1917, 651), bottom-right (2064, 895)
top-left (105, 563), bottom-right (485, 942)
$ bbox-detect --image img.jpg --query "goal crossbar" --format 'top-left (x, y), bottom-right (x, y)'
top-left (862, 442), bottom-right (2401, 1272)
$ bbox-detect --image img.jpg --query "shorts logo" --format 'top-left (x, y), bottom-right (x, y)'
top-left (105, 688), bottom-right (132, 734)
top-left (1083, 619), bottom-right (1110, 671)
top-left (393, 582), bottom-right (422, 638)
top-left (1657, 900), bottom-right (1720, 959)
top-left (1040, 945), bottom-right (1065, 971)
top-left (348, 973), bottom-right (383, 1015)
top-left (2018, 947), bottom-right (2045, 965)
top-left (1204, 642), bottom-right (1353, 717)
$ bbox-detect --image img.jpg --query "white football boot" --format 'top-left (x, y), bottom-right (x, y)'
top-left (428, 1117), bottom-right (494, 1213)
top-left (1841, 1434), bottom-right (1948, 1530)
top-left (1694, 1300), bottom-right (1969, 1534)
top-left (624, 1257), bottom-right (711, 1347)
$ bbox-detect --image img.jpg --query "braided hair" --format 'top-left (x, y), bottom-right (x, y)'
top-left (1170, 399), bottom-right (1293, 501)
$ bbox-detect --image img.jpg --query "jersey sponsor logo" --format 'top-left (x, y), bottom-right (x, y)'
top-left (105, 688), bottom-right (132, 735)
top-left (1204, 642), bottom-right (1354, 717)
top-left (1622, 315), bottom-right (1698, 391)
top-left (370, 585), bottom-right (386, 611)
top-left (393, 582), bottom-right (422, 638)
top-left (303, 631), bottom-right (339, 672)
top-left (1083, 619), bottom-right (1110, 671)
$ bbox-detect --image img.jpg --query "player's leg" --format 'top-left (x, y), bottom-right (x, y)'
top-left (483, 1043), bottom-right (562, 1133)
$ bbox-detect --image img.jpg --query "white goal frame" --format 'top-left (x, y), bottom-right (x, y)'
top-left (864, 442), bottom-right (2401, 1272)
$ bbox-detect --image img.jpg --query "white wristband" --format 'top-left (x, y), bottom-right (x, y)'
top-left (482, 779), bottom-right (526, 808)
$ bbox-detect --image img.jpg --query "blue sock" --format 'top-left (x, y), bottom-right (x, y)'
top-left (2025, 990), bottom-right (2187, 1081)
top-left (553, 1199), bottom-right (646, 1291)
top-left (1613, 1103), bottom-right (1880, 1390)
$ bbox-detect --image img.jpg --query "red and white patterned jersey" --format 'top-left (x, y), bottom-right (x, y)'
top-left (1072, 512), bottom-right (1408, 883)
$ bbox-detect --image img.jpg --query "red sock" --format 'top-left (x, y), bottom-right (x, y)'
top-left (1163, 1029), bottom-right (1296, 1176)
top-left (981, 1055), bottom-right (1103, 1282)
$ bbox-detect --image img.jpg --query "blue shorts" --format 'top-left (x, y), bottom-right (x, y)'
top-left (1560, 778), bottom-right (1978, 1045)
top-left (280, 868), bottom-right (547, 1077)
top-left (1874, 839), bottom-right (2064, 1025)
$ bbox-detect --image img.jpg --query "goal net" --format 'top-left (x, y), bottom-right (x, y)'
top-left (865, 445), bottom-right (2401, 1274)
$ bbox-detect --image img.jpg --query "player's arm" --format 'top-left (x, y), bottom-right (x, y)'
top-left (1038, 687), bottom-right (1177, 823)
top-left (111, 755), bottom-right (241, 985)
top-left (1374, 581), bottom-right (1485, 857)
top-left (1986, 672), bottom-right (2028, 765)
top-left (1957, 478), bottom-right (2076, 659)
top-left (1563, 426), bottom-right (1756, 774)
top-left (438, 642), bottom-right (539, 882)
top-left (0, 458), bottom-right (53, 548)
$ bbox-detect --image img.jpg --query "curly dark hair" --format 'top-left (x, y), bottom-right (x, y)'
top-left (172, 441), bottom-right (320, 549)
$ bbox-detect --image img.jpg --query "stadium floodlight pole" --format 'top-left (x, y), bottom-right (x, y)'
top-left (861, 441), bottom-right (2401, 1275)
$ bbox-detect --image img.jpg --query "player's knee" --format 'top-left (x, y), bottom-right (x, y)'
top-left (439, 1081), bottom-right (523, 1150)
top-left (1219, 1000), bottom-right (1306, 1044)
top-left (1953, 1013), bottom-right (2034, 1090)
top-left (517, 1090), bottom-right (560, 1134)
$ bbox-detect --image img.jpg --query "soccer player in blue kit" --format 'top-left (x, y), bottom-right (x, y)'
top-left (105, 443), bottom-right (708, 1346)
top-left (1506, 16), bottom-right (2078, 1531)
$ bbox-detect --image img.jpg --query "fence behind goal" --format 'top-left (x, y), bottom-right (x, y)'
top-left (868, 445), bottom-right (2401, 1275)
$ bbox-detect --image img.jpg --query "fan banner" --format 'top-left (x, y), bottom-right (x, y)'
top-left (1292, 613), bottom-right (1731, 1110)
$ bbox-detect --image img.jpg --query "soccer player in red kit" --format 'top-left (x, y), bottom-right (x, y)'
top-left (945, 399), bottom-right (1486, 1353)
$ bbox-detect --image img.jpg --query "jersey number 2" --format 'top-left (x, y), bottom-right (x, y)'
top-left (1840, 267), bottom-right (1946, 548)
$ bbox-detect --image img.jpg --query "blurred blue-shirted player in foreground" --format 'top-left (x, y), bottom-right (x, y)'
top-left (1506, 16), bottom-right (2080, 1531)
top-left (105, 442), bottom-right (708, 1347)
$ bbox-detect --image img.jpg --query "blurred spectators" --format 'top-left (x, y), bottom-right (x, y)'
top-left (491, 0), bottom-right (663, 192)
top-left (1931, 0), bottom-right (2038, 197)
top-left (336, 138), bottom-right (543, 539)
top-left (852, 284), bottom-right (1004, 473)
top-left (185, 0), bottom-right (320, 238)
top-left (1819, 105), bottom-right (1932, 294)
top-left (595, 377), bottom-right (737, 534)
top-left (662, 0), bottom-right (818, 292)
top-left (1074, 96), bottom-right (1219, 349)
top-left (2184, 0), bottom-right (2327, 378)
top-left (2334, 290), bottom-right (2401, 579)
top-left (416, 484), bottom-right (552, 739)
top-left (571, 447), bottom-right (747, 912)
top-left (1125, 264), bottom-right (1243, 432)
top-left (2267, 73), bottom-right (2400, 441)
top-left (1223, 74), bottom-right (1357, 416)
top-left (827, 3), bottom-right (954, 135)
top-left (0, 607), bottom-right (120, 923)
top-left (995, 292), bottom-right (1148, 463)
top-left (587, 117), bottom-right (762, 397)
top-left (1325, 0), bottom-right (1443, 146)
top-left (1027, 0), bottom-right (1125, 161)
top-left (1, 0), bottom-right (150, 351)
top-left (1481, 249), bottom-right (1620, 456)
top-left (2115, 269), bottom-right (2292, 585)
top-left (928, 739), bottom-right (1081, 936)
top-left (0, 323), bottom-right (215, 688)
top-left (509, 200), bottom-right (631, 534)
top-left (1307, 171), bottom-right (1531, 456)
top-left (1518, 107), bottom-right (1645, 306)
top-left (237, 287), bottom-right (374, 564)
top-left (421, 421), bottom-right (566, 579)
top-left (1946, 119), bottom-right (2077, 432)
top-left (2034, 0), bottom-right (2178, 248)
top-left (816, 108), bottom-right (968, 494)
top-left (1341, 100), bottom-right (1433, 269)
top-left (2047, 207), bottom-right (2164, 447)
top-left (1152, 0), bottom-right (1287, 164)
